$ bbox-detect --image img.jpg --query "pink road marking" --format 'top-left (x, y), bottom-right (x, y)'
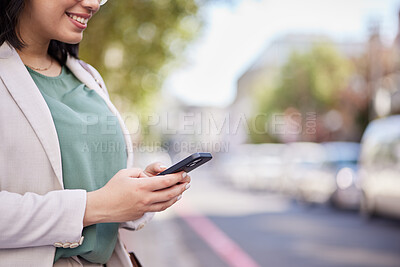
top-left (175, 204), bottom-right (261, 267)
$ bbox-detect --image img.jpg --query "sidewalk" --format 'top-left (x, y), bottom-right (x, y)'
top-left (120, 209), bottom-right (201, 267)
top-left (119, 166), bottom-right (287, 267)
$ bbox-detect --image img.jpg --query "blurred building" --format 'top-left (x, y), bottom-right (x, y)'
top-left (374, 10), bottom-right (400, 117)
top-left (229, 33), bottom-right (365, 144)
top-left (229, 8), bottom-right (400, 145)
top-left (154, 95), bottom-right (229, 159)
top-left (156, 11), bottom-right (400, 151)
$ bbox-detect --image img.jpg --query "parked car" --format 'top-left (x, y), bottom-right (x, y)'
top-left (220, 144), bottom-right (286, 191)
top-left (359, 115), bottom-right (400, 219)
top-left (323, 142), bottom-right (361, 209)
top-left (283, 142), bottom-right (361, 206)
top-left (219, 147), bottom-right (251, 188)
top-left (283, 142), bottom-right (336, 203)
top-left (251, 143), bottom-right (286, 191)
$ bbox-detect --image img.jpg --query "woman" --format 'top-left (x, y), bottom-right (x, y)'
top-left (0, 0), bottom-right (191, 266)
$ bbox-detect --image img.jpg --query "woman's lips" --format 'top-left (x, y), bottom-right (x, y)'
top-left (66, 12), bottom-right (90, 30)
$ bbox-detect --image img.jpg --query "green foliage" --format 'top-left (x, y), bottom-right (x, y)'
top-left (267, 43), bottom-right (352, 113)
top-left (79, 0), bottom-right (202, 109)
top-left (250, 43), bottom-right (354, 142)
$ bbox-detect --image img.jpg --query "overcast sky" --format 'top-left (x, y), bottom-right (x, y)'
top-left (164, 0), bottom-right (400, 107)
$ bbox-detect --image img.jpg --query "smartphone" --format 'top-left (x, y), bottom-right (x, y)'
top-left (157, 152), bottom-right (213, 176)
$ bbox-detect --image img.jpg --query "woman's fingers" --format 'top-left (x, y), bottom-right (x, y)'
top-left (181, 174), bottom-right (191, 184)
top-left (147, 195), bottom-right (182, 212)
top-left (144, 162), bottom-right (167, 177)
top-left (87, 168), bottom-right (191, 224)
top-left (150, 182), bottom-right (189, 203)
top-left (144, 171), bottom-right (188, 191)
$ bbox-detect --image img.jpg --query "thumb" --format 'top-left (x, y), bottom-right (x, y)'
top-left (144, 162), bottom-right (167, 176)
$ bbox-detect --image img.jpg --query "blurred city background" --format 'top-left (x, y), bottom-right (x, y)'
top-left (80, 0), bottom-right (400, 266)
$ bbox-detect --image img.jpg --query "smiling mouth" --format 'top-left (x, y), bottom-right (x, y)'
top-left (66, 12), bottom-right (89, 25)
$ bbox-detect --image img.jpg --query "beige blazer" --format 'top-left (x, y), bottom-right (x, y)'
top-left (0, 42), bottom-right (152, 267)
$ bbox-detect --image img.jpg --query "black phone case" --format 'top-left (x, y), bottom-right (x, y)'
top-left (157, 152), bottom-right (212, 175)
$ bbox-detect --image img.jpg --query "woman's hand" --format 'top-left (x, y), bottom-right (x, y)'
top-left (143, 162), bottom-right (191, 182)
top-left (83, 168), bottom-right (191, 227)
top-left (144, 162), bottom-right (168, 177)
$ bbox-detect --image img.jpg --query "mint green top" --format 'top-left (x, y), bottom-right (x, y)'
top-left (27, 66), bottom-right (127, 264)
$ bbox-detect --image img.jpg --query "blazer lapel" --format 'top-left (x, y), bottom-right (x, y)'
top-left (66, 57), bottom-right (103, 94)
top-left (0, 43), bottom-right (63, 188)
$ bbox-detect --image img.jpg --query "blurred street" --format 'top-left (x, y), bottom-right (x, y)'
top-left (102, 2), bottom-right (400, 265)
top-left (121, 166), bottom-right (400, 267)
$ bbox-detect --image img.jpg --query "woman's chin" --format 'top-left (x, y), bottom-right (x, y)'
top-left (61, 33), bottom-right (84, 45)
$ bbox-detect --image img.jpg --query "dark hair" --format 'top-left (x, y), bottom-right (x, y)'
top-left (0, 0), bottom-right (79, 65)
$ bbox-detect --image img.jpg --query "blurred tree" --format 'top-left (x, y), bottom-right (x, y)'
top-left (79, 0), bottom-right (241, 142)
top-left (250, 43), bottom-right (355, 143)
top-left (79, 0), bottom-right (202, 110)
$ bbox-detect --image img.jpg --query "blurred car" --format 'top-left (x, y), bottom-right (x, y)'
top-left (219, 148), bottom-right (251, 188)
top-left (220, 144), bottom-right (286, 191)
top-left (323, 142), bottom-right (361, 209)
top-left (252, 143), bottom-right (287, 191)
top-left (359, 115), bottom-right (400, 219)
top-left (282, 142), bottom-right (336, 203)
